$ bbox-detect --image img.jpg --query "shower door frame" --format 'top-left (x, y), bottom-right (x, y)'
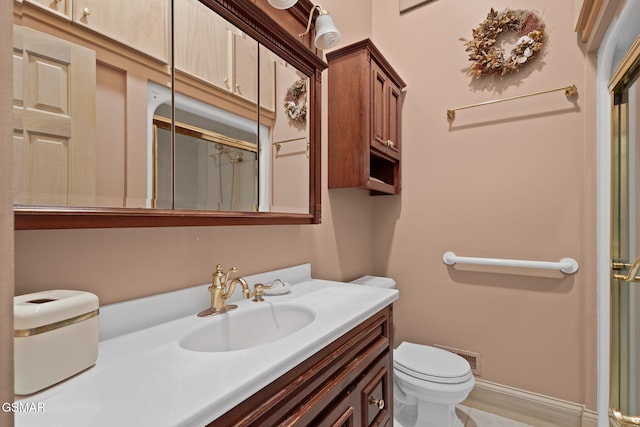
top-left (609, 37), bottom-right (640, 426)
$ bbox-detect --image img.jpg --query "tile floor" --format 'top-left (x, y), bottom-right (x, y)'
top-left (456, 405), bottom-right (535, 427)
top-left (394, 403), bottom-right (535, 427)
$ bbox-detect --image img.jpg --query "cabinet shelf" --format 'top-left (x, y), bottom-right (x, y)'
top-left (327, 39), bottom-right (406, 195)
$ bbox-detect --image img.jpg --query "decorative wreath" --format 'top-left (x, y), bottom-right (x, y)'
top-left (461, 8), bottom-right (545, 79)
top-left (284, 79), bottom-right (307, 122)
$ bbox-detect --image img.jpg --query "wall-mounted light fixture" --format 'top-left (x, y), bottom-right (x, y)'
top-left (299, 5), bottom-right (342, 50)
top-left (267, 0), bottom-right (298, 9)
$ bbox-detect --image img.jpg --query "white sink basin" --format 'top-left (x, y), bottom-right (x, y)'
top-left (179, 302), bottom-right (315, 352)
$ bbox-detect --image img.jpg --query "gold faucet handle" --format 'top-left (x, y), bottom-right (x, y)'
top-left (252, 284), bottom-right (266, 302)
top-left (226, 266), bottom-right (239, 279)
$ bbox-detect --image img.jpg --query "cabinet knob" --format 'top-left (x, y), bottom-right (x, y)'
top-left (368, 396), bottom-right (385, 410)
top-left (386, 140), bottom-right (394, 148)
top-left (83, 8), bottom-right (91, 16)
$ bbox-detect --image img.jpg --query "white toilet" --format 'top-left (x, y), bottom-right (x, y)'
top-left (351, 276), bottom-right (475, 427)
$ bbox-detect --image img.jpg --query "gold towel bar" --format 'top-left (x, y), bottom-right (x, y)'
top-left (446, 84), bottom-right (578, 122)
top-left (273, 136), bottom-right (307, 148)
top-left (273, 137), bottom-right (309, 156)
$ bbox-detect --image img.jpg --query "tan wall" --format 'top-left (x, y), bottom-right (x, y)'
top-left (370, 0), bottom-right (597, 409)
top-left (1, 0), bottom-right (14, 423)
top-left (10, 0), bottom-right (598, 414)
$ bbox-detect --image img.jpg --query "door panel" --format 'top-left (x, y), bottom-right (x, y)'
top-left (371, 62), bottom-right (388, 153)
top-left (233, 33), bottom-right (258, 103)
top-left (387, 82), bottom-right (401, 161)
top-left (610, 45), bottom-right (640, 426)
top-left (13, 25), bottom-right (96, 206)
top-left (72, 0), bottom-right (169, 63)
top-left (174, 0), bottom-right (232, 90)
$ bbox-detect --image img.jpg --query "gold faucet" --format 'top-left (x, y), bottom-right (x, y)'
top-left (197, 264), bottom-right (251, 317)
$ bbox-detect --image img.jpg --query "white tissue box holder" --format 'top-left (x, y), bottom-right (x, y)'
top-left (14, 290), bottom-right (99, 395)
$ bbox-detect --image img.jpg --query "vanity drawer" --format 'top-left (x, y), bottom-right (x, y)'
top-left (360, 354), bottom-right (391, 427)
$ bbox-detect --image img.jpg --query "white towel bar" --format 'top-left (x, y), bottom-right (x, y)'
top-left (442, 252), bottom-right (579, 274)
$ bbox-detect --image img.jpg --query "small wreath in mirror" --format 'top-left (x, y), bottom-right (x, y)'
top-left (284, 79), bottom-right (307, 122)
top-left (461, 8), bottom-right (545, 79)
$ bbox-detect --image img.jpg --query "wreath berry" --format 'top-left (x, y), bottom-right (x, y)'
top-left (461, 8), bottom-right (545, 79)
top-left (284, 79), bottom-right (307, 122)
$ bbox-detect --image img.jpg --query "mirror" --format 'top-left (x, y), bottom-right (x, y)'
top-left (12, 0), bottom-right (325, 228)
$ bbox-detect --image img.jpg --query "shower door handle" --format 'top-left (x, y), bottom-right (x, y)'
top-left (611, 408), bottom-right (640, 426)
top-left (612, 257), bottom-right (640, 282)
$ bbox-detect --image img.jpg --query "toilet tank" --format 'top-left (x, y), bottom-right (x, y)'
top-left (350, 275), bottom-right (396, 289)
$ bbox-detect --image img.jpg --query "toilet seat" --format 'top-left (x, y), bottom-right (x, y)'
top-left (394, 342), bottom-right (473, 385)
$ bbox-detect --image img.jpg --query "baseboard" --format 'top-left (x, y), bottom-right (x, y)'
top-left (462, 379), bottom-right (598, 427)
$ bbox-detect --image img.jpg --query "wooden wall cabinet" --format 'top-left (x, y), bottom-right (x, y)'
top-left (18, 0), bottom-right (170, 63)
top-left (72, 0), bottom-right (170, 63)
top-left (327, 39), bottom-right (406, 195)
top-left (173, 3), bottom-right (276, 110)
top-left (174, 0), bottom-right (233, 90)
top-left (23, 0), bottom-right (72, 20)
top-left (208, 306), bottom-right (394, 426)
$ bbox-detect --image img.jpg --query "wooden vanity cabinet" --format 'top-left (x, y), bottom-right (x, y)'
top-left (327, 39), bottom-right (406, 195)
top-left (207, 305), bottom-right (394, 427)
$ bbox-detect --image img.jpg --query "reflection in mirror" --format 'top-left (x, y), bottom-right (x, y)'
top-left (13, 0), bottom-right (325, 228)
top-left (173, 2), bottom-right (262, 212)
top-left (261, 46), bottom-right (310, 214)
top-left (12, 1), bottom-right (172, 210)
top-left (150, 89), bottom-right (259, 211)
top-left (12, 25), bottom-right (98, 207)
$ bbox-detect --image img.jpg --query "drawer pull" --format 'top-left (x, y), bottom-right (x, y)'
top-left (368, 396), bottom-right (385, 410)
top-left (83, 8), bottom-right (91, 16)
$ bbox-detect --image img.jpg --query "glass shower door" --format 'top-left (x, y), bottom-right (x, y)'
top-left (610, 46), bottom-right (640, 427)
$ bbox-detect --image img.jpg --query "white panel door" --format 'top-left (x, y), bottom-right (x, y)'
top-left (13, 25), bottom-right (96, 206)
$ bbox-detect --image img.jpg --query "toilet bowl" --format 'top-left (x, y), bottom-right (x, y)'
top-left (350, 276), bottom-right (476, 427)
top-left (393, 341), bottom-right (475, 427)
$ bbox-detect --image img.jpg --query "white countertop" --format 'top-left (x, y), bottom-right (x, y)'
top-left (16, 265), bottom-right (398, 427)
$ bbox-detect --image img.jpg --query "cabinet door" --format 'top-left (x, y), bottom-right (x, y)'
top-left (73, 0), bottom-right (169, 63)
top-left (371, 62), bottom-right (401, 162)
top-left (371, 62), bottom-right (389, 154)
top-left (174, 0), bottom-right (232, 91)
top-left (24, 0), bottom-right (71, 20)
top-left (259, 45), bottom-right (276, 111)
top-left (233, 33), bottom-right (259, 103)
top-left (385, 82), bottom-right (402, 161)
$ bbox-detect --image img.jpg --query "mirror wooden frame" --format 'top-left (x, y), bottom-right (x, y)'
top-left (14, 0), bottom-right (327, 229)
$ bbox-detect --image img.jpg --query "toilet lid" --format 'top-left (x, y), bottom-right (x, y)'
top-left (394, 342), bottom-right (473, 384)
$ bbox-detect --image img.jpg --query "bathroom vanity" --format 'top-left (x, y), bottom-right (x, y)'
top-left (15, 265), bottom-right (398, 426)
top-left (210, 306), bottom-right (393, 426)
